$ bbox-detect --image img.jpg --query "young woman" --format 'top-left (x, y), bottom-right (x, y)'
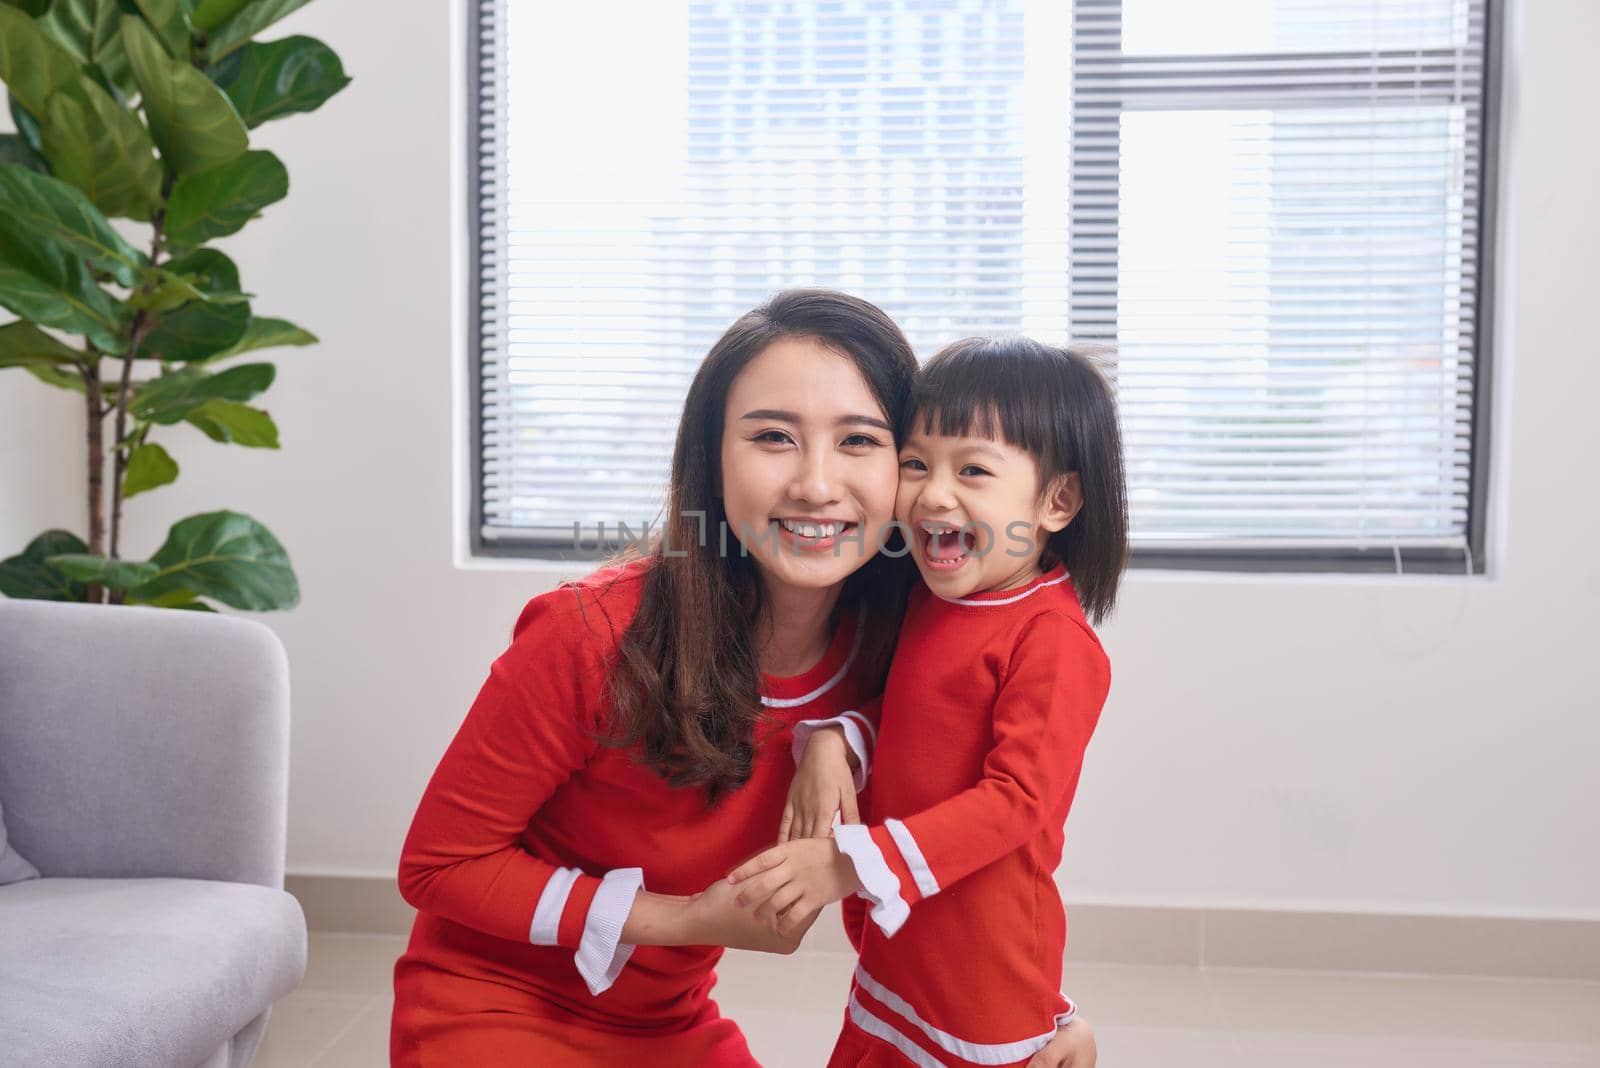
top-left (390, 290), bottom-right (1096, 1066)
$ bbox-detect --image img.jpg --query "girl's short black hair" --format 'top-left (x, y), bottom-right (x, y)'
top-left (908, 336), bottom-right (1129, 625)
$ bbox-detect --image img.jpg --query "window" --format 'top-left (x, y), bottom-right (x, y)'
top-left (469, 0), bottom-right (1500, 573)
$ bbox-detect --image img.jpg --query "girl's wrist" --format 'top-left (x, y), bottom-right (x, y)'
top-left (805, 723), bottom-right (859, 771)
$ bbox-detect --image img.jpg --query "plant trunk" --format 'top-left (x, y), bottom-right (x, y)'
top-left (83, 359), bottom-right (106, 604)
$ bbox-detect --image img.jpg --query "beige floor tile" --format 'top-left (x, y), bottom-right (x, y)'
top-left (251, 988), bottom-right (371, 1068)
top-left (309, 992), bottom-right (394, 1068)
top-left (1062, 962), bottom-right (1224, 1029)
top-left (299, 932), bottom-right (409, 996)
top-left (1209, 966), bottom-right (1600, 1046)
top-left (253, 945), bottom-right (1600, 1068)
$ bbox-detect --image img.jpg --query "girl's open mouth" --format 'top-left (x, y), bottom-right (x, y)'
top-left (918, 522), bottom-right (976, 571)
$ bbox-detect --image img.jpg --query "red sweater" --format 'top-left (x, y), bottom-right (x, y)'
top-left (833, 564), bottom-right (1111, 1067)
top-left (395, 559), bottom-right (872, 1033)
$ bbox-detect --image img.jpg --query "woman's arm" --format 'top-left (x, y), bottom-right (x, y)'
top-left (397, 591), bottom-right (644, 995)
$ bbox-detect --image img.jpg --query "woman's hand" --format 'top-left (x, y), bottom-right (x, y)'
top-left (1024, 1016), bottom-right (1096, 1068)
top-left (679, 871), bottom-right (819, 953)
top-left (726, 837), bottom-right (863, 936)
top-left (781, 725), bottom-right (861, 842)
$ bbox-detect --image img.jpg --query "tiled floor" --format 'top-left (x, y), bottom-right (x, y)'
top-left (255, 932), bottom-right (1600, 1067)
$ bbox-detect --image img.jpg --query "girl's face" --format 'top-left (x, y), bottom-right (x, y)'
top-left (719, 336), bottom-right (900, 596)
top-left (895, 426), bottom-right (1081, 599)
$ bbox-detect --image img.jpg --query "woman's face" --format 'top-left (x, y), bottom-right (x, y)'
top-left (719, 335), bottom-right (900, 595)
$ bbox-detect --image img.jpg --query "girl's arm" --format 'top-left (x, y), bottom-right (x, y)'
top-left (790, 695), bottom-right (881, 793)
top-left (730, 612), bottom-right (1109, 937)
top-left (838, 612), bottom-right (1108, 934)
top-left (397, 591), bottom-right (649, 995)
top-left (781, 695), bottom-right (882, 840)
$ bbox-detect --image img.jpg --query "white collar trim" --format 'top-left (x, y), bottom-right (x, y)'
top-left (933, 570), bottom-right (1070, 608)
top-left (759, 604), bottom-right (865, 709)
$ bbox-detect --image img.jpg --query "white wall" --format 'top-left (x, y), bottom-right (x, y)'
top-left (3, 0), bottom-right (1595, 920)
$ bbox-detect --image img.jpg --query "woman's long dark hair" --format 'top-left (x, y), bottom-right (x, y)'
top-left (604, 289), bottom-right (919, 804)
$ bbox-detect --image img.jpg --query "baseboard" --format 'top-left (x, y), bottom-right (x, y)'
top-left (285, 874), bottom-right (1600, 981)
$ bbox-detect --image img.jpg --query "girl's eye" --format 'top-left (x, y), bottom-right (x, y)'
top-left (899, 458), bottom-right (927, 472)
top-left (753, 430), bottom-right (793, 445)
top-left (960, 465), bottom-right (991, 477)
top-left (841, 433), bottom-right (883, 448)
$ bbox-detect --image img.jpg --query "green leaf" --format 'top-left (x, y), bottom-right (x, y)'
top-left (202, 0), bottom-right (312, 63)
top-left (129, 359), bottom-right (273, 422)
top-left (0, 319), bottom-right (83, 369)
top-left (182, 396), bottom-right (277, 446)
top-left (1, 0), bottom-right (52, 17)
top-left (188, 0), bottom-right (247, 33)
top-left (121, 440), bottom-right (179, 497)
top-left (120, 13), bottom-right (247, 176)
top-left (210, 35), bottom-right (348, 128)
top-left (0, 6), bottom-right (83, 116)
top-left (9, 93), bottom-right (45, 155)
top-left (139, 247), bottom-right (250, 359)
top-left (131, 0), bottom-right (190, 58)
top-left (0, 163), bottom-right (149, 286)
top-left (123, 585), bottom-right (212, 608)
top-left (0, 216), bottom-right (128, 352)
top-left (45, 552), bottom-right (161, 589)
top-left (38, 0), bottom-right (140, 103)
top-left (125, 509), bottom-right (299, 610)
top-left (39, 81), bottom-right (164, 220)
top-left (163, 148), bottom-right (287, 246)
top-left (25, 362), bottom-right (87, 390)
top-left (0, 133), bottom-right (49, 174)
top-left (200, 313), bottom-right (314, 361)
top-left (0, 529), bottom-right (91, 601)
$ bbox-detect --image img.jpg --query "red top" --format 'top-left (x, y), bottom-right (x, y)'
top-left (396, 559), bottom-right (873, 1032)
top-left (834, 564), bottom-right (1111, 1065)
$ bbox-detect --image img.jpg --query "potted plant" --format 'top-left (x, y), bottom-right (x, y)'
top-left (0, 0), bottom-right (348, 612)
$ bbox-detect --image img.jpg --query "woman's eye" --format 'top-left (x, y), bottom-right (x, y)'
top-left (841, 433), bottom-right (883, 448)
top-left (753, 430), bottom-right (793, 445)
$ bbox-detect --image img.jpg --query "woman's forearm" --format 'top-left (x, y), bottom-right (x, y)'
top-left (621, 889), bottom-right (696, 946)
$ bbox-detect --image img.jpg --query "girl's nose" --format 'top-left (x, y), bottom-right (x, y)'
top-left (917, 472), bottom-right (958, 512)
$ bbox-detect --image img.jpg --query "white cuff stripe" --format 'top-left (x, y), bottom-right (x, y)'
top-left (573, 867), bottom-right (645, 996)
top-left (885, 818), bottom-right (940, 899)
top-left (833, 824), bottom-right (909, 937)
top-left (528, 866), bottom-right (581, 945)
top-left (854, 964), bottom-right (1065, 1065)
top-left (840, 708), bottom-right (878, 749)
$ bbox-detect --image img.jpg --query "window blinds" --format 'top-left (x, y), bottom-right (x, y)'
top-left (474, 0), bottom-right (1495, 568)
top-left (1071, 0), bottom-right (1494, 564)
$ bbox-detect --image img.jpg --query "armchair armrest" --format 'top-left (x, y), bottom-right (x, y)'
top-left (0, 598), bottom-right (290, 889)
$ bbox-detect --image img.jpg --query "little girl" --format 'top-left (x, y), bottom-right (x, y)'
top-left (731, 336), bottom-right (1127, 1067)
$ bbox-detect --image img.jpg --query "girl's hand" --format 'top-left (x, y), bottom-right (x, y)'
top-left (781, 725), bottom-right (861, 843)
top-left (680, 871), bottom-right (817, 953)
top-left (726, 838), bottom-right (863, 936)
top-left (1024, 1016), bottom-right (1096, 1068)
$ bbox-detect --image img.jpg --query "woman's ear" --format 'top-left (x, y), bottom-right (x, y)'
top-left (1040, 471), bottom-right (1082, 534)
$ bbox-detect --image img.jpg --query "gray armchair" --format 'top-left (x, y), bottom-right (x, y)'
top-left (0, 598), bottom-right (307, 1068)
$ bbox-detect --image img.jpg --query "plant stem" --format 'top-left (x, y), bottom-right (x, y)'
top-left (107, 207), bottom-right (169, 587)
top-left (83, 357), bottom-right (105, 605)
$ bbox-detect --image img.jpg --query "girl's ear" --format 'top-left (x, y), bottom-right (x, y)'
top-left (1040, 471), bottom-right (1082, 534)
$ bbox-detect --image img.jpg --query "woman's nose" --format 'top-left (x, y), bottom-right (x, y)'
top-left (788, 449), bottom-right (840, 504)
